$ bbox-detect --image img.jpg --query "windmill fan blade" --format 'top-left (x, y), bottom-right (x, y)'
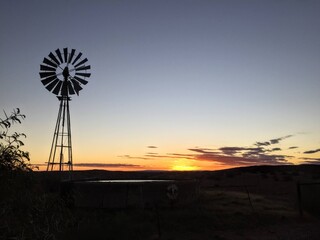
top-left (75, 65), bottom-right (91, 71)
top-left (41, 75), bottom-right (57, 86)
top-left (75, 72), bottom-right (91, 78)
top-left (45, 79), bottom-right (59, 92)
top-left (63, 48), bottom-right (68, 63)
top-left (72, 52), bottom-right (82, 65)
top-left (43, 57), bottom-right (57, 68)
top-left (74, 58), bottom-right (88, 68)
top-left (39, 71), bottom-right (56, 79)
top-left (55, 49), bottom-right (63, 63)
top-left (40, 64), bottom-right (56, 72)
top-left (41, 48), bottom-right (90, 96)
top-left (74, 76), bottom-right (88, 85)
top-left (67, 81), bottom-right (75, 95)
top-left (52, 81), bottom-right (62, 95)
top-left (48, 52), bottom-right (60, 65)
top-left (68, 49), bottom-right (75, 64)
top-left (71, 79), bottom-right (83, 95)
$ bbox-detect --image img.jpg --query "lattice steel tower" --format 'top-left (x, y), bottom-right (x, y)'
top-left (39, 48), bottom-right (91, 171)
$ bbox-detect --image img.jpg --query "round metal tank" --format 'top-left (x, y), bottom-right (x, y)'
top-left (61, 179), bottom-right (199, 208)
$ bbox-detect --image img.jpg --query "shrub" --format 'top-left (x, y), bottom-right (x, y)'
top-left (0, 108), bottom-right (33, 172)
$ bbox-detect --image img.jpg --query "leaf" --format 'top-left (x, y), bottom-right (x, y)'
top-left (0, 108), bottom-right (32, 171)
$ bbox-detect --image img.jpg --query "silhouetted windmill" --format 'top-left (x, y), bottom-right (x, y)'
top-left (39, 48), bottom-right (91, 171)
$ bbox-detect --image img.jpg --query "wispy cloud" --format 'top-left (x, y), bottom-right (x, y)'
top-left (120, 135), bottom-right (295, 167)
top-left (219, 147), bottom-right (258, 155)
top-left (187, 135), bottom-right (295, 165)
top-left (300, 157), bottom-right (320, 165)
top-left (147, 146), bottom-right (158, 149)
top-left (118, 155), bottom-right (151, 160)
top-left (144, 154), bottom-right (171, 158)
top-left (288, 146), bottom-right (298, 150)
top-left (255, 135), bottom-right (293, 147)
top-left (144, 153), bottom-right (194, 160)
top-left (34, 163), bottom-right (144, 169)
top-left (188, 148), bottom-right (290, 166)
top-left (303, 148), bottom-right (320, 154)
top-left (271, 147), bottom-right (281, 152)
top-left (74, 163), bottom-right (143, 168)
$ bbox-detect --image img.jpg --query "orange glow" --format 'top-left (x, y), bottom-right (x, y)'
top-left (172, 165), bottom-right (199, 171)
top-left (34, 165), bottom-right (146, 172)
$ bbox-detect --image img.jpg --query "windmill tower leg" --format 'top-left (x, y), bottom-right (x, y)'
top-left (46, 96), bottom-right (73, 172)
top-left (40, 48), bottom-right (91, 173)
top-left (66, 97), bottom-right (73, 171)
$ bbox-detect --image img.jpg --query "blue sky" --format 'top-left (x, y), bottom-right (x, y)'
top-left (1, 0), bottom-right (319, 170)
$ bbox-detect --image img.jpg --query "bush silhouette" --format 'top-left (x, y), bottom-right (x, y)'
top-left (0, 108), bottom-right (33, 172)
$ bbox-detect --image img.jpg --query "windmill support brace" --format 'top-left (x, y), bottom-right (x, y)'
top-left (46, 96), bottom-right (73, 171)
top-left (40, 48), bottom-right (91, 174)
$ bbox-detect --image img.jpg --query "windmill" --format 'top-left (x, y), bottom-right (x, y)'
top-left (39, 48), bottom-right (91, 171)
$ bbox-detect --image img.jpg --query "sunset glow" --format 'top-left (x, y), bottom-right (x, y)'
top-left (172, 165), bottom-right (199, 171)
top-left (1, 0), bottom-right (319, 171)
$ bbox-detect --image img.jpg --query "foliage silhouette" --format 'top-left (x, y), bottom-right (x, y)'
top-left (0, 108), bottom-right (33, 172)
top-left (0, 109), bottom-right (74, 239)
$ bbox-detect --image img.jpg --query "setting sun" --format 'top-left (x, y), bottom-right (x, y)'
top-left (172, 165), bottom-right (199, 171)
top-left (2, 0), bottom-right (319, 172)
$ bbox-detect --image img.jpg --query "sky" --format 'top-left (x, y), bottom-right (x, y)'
top-left (1, 0), bottom-right (319, 171)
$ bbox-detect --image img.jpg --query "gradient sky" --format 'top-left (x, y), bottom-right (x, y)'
top-left (1, 0), bottom-right (319, 171)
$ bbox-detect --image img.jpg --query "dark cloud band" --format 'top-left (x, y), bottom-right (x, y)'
top-left (303, 148), bottom-right (320, 154)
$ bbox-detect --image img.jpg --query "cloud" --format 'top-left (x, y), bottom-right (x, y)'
top-left (218, 147), bottom-right (265, 155)
top-left (198, 154), bottom-right (290, 166)
top-left (270, 135), bottom-right (293, 144)
top-left (303, 148), bottom-right (320, 154)
top-left (187, 148), bottom-right (218, 154)
top-left (120, 134), bottom-right (295, 167)
top-left (168, 153), bottom-right (195, 159)
top-left (271, 148), bottom-right (281, 152)
top-left (270, 138), bottom-right (281, 144)
top-left (188, 147), bottom-right (290, 166)
top-left (300, 157), bottom-right (320, 165)
top-left (219, 147), bottom-right (249, 155)
top-left (36, 162), bottom-right (145, 170)
top-left (288, 146), bottom-right (298, 150)
top-left (74, 163), bottom-right (143, 168)
top-left (255, 135), bottom-right (293, 147)
top-left (118, 155), bottom-right (151, 160)
top-left (255, 141), bottom-right (270, 146)
top-left (169, 153), bottom-right (195, 157)
top-left (144, 154), bottom-right (170, 158)
top-left (144, 153), bottom-right (195, 160)
top-left (187, 135), bottom-right (295, 166)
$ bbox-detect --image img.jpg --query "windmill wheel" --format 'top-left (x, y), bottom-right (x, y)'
top-left (39, 48), bottom-right (91, 96)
